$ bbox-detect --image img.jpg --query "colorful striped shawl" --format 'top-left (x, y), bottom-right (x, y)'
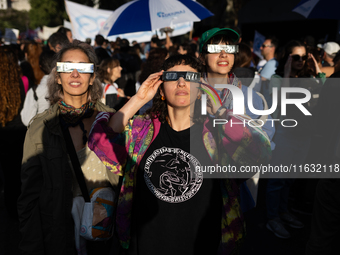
top-left (88, 111), bottom-right (271, 254)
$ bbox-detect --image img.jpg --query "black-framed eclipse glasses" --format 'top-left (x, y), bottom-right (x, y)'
top-left (162, 71), bottom-right (201, 83)
top-left (291, 55), bottom-right (307, 61)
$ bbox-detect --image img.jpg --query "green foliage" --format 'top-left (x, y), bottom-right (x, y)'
top-left (29, 0), bottom-right (67, 28)
top-left (0, 9), bottom-right (29, 34)
top-left (28, 0), bottom-right (96, 29)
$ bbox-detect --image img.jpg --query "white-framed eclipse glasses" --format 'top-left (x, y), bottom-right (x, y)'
top-left (56, 62), bottom-right (94, 73)
top-left (206, 44), bottom-right (239, 54)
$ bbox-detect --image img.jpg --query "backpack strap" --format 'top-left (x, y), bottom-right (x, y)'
top-left (104, 84), bottom-right (111, 95)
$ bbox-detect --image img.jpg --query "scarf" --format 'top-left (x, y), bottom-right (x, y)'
top-left (58, 100), bottom-right (95, 145)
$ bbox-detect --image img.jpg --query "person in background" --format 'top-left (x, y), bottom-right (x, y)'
top-left (318, 41), bottom-right (340, 67)
top-left (233, 42), bottom-right (260, 91)
top-left (265, 40), bottom-right (325, 239)
top-left (21, 50), bottom-right (56, 126)
top-left (259, 36), bottom-right (279, 82)
top-left (57, 27), bottom-right (73, 43)
top-left (98, 58), bottom-right (128, 110)
top-left (177, 42), bottom-right (196, 57)
top-left (94, 34), bottom-right (111, 65)
top-left (137, 47), bottom-right (169, 114)
top-left (23, 42), bottom-right (45, 86)
top-left (305, 51), bottom-right (340, 255)
top-left (0, 45), bottom-right (27, 218)
top-left (17, 40), bottom-right (117, 255)
top-left (48, 32), bottom-right (69, 53)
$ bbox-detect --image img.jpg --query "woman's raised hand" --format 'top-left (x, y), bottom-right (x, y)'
top-left (136, 71), bottom-right (164, 102)
top-left (308, 53), bottom-right (322, 75)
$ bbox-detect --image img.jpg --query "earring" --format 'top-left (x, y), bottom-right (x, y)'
top-left (161, 96), bottom-right (165, 101)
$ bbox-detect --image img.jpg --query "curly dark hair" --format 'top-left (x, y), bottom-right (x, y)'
top-left (145, 54), bottom-right (204, 124)
top-left (0, 46), bottom-right (22, 127)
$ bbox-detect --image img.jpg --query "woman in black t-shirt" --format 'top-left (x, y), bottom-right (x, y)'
top-left (89, 54), bottom-right (271, 254)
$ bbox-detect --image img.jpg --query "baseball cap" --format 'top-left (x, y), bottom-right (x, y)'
top-left (317, 42), bottom-right (340, 57)
top-left (199, 28), bottom-right (240, 53)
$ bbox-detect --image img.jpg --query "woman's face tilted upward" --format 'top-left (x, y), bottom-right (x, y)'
top-left (160, 64), bottom-right (200, 109)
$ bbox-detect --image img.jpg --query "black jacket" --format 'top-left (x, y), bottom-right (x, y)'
top-left (17, 102), bottom-right (116, 255)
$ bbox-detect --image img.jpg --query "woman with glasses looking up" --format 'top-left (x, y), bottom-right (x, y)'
top-left (265, 40), bottom-right (325, 239)
top-left (88, 54), bottom-right (271, 254)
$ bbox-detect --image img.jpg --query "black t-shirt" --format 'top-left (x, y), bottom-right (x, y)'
top-left (128, 122), bottom-right (222, 255)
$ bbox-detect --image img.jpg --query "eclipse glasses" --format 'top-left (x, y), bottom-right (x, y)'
top-left (57, 62), bottom-right (94, 73)
top-left (162, 71), bottom-right (201, 83)
top-left (206, 44), bottom-right (239, 54)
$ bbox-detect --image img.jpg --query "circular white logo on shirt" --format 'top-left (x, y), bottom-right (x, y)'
top-left (144, 147), bottom-right (203, 203)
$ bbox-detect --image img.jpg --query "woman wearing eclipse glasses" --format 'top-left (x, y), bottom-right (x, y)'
top-left (265, 40), bottom-right (326, 239)
top-left (88, 54), bottom-right (271, 254)
top-left (17, 40), bottom-right (117, 255)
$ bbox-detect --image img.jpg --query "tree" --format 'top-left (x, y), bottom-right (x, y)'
top-left (0, 9), bottom-right (29, 34)
top-left (28, 0), bottom-right (95, 29)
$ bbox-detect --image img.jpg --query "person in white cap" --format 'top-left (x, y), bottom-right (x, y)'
top-left (318, 41), bottom-right (340, 67)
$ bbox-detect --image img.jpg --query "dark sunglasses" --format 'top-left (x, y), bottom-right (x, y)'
top-left (291, 54), bottom-right (307, 61)
top-left (162, 71), bottom-right (201, 83)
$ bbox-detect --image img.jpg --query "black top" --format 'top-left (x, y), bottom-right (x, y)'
top-left (129, 122), bottom-right (222, 255)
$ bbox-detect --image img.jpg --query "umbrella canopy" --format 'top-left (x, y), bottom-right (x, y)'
top-left (292, 0), bottom-right (340, 19)
top-left (100, 0), bottom-right (214, 36)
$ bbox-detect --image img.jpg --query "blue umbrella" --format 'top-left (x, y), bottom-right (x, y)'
top-left (100, 0), bottom-right (214, 36)
top-left (292, 0), bottom-right (340, 19)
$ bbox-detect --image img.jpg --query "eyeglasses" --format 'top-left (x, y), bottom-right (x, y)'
top-left (206, 44), bottom-right (239, 54)
top-left (291, 55), bottom-right (307, 61)
top-left (162, 71), bottom-right (201, 83)
top-left (56, 62), bottom-right (94, 73)
top-left (261, 44), bottom-right (273, 48)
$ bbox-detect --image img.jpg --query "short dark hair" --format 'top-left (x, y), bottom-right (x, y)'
top-left (57, 27), bottom-right (71, 35)
top-left (95, 34), bottom-right (105, 46)
top-left (48, 32), bottom-right (69, 49)
top-left (39, 50), bottom-right (56, 74)
top-left (266, 36), bottom-right (279, 49)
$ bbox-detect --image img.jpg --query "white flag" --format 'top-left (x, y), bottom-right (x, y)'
top-left (65, 0), bottom-right (113, 42)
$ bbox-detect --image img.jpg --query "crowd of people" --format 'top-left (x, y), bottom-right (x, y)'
top-left (0, 25), bottom-right (340, 255)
